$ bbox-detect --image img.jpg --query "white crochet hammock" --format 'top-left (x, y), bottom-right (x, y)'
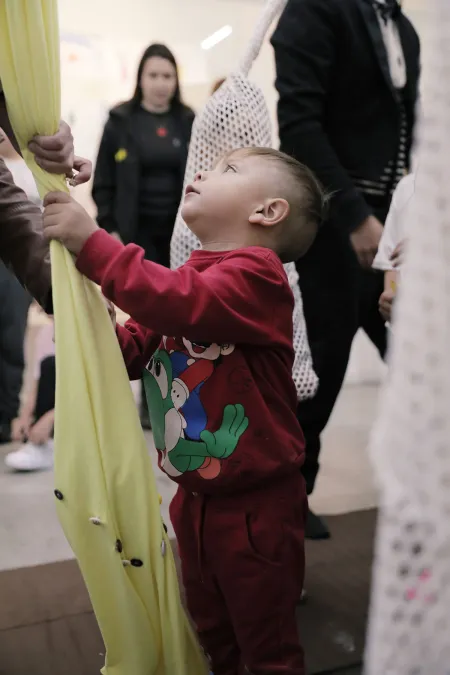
top-left (365, 0), bottom-right (450, 672)
top-left (170, 0), bottom-right (318, 402)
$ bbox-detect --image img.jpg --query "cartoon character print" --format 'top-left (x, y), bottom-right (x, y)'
top-left (143, 348), bottom-right (248, 480)
top-left (163, 336), bottom-right (235, 441)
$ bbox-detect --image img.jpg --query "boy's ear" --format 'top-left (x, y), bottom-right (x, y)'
top-left (248, 198), bottom-right (290, 227)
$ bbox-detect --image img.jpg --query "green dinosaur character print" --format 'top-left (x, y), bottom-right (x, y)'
top-left (142, 350), bottom-right (248, 479)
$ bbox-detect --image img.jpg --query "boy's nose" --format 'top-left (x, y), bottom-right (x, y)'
top-left (194, 171), bottom-right (203, 182)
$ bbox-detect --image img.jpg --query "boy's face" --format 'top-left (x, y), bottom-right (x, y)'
top-left (181, 151), bottom-right (281, 241)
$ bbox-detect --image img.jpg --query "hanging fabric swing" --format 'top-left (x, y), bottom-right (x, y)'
top-left (0, 2), bottom-right (206, 674)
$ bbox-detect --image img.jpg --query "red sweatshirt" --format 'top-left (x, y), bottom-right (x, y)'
top-left (76, 230), bottom-right (305, 495)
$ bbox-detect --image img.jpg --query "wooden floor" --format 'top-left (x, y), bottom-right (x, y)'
top-left (0, 510), bottom-right (375, 675)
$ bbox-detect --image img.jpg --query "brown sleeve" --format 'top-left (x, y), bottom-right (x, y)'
top-left (0, 158), bottom-right (51, 309)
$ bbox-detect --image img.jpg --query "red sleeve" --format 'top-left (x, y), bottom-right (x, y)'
top-left (76, 229), bottom-right (292, 346)
top-left (116, 321), bottom-right (161, 381)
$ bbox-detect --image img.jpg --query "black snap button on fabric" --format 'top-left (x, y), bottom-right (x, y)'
top-left (130, 558), bottom-right (143, 568)
top-left (115, 539), bottom-right (123, 553)
top-left (54, 489), bottom-right (64, 501)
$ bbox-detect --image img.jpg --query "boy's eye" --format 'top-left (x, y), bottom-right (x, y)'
top-left (224, 165), bottom-right (236, 173)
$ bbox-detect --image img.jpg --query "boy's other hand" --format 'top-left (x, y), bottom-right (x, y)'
top-left (379, 288), bottom-right (395, 323)
top-left (350, 215), bottom-right (384, 268)
top-left (43, 192), bottom-right (98, 255)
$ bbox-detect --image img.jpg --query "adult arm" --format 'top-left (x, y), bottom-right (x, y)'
top-left (271, 0), bottom-right (371, 232)
top-left (0, 159), bottom-right (51, 309)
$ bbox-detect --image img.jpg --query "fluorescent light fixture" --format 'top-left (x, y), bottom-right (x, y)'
top-left (201, 25), bottom-right (233, 51)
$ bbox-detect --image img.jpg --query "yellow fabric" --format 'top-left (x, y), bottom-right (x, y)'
top-left (0, 2), bottom-right (206, 674)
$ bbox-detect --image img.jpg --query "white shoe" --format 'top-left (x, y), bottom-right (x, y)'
top-left (5, 440), bottom-right (54, 472)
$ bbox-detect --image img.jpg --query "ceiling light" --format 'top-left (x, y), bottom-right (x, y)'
top-left (201, 25), bottom-right (233, 51)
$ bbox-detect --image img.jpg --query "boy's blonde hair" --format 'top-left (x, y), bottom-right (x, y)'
top-left (232, 147), bottom-right (329, 262)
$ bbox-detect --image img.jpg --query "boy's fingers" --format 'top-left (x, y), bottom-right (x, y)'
top-left (43, 191), bottom-right (72, 208)
top-left (43, 204), bottom-right (64, 218)
top-left (43, 224), bottom-right (62, 241)
top-left (42, 213), bottom-right (64, 229)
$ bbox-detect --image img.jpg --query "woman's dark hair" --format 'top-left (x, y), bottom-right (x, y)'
top-left (132, 43), bottom-right (182, 109)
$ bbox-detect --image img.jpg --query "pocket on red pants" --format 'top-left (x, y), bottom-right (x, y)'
top-left (243, 509), bottom-right (286, 567)
top-left (242, 494), bottom-right (305, 572)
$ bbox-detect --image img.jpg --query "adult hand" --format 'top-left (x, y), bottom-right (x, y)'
top-left (69, 155), bottom-right (93, 186)
top-left (350, 215), bottom-right (384, 268)
top-left (43, 191), bottom-right (98, 255)
top-left (379, 288), bottom-right (395, 323)
top-left (28, 121), bottom-right (92, 184)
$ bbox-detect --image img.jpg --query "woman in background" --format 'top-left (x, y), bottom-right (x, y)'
top-left (93, 43), bottom-right (194, 426)
top-left (93, 43), bottom-right (194, 268)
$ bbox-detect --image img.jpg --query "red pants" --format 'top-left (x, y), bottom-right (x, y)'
top-left (170, 473), bottom-right (307, 675)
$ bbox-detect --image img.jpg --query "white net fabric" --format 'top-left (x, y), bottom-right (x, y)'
top-left (170, 0), bottom-right (318, 401)
top-left (365, 2), bottom-right (450, 673)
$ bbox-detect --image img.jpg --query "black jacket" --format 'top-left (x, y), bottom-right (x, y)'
top-left (92, 101), bottom-right (194, 243)
top-left (271, 0), bottom-right (420, 232)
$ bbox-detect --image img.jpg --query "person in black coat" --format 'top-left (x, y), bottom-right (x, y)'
top-left (272, 0), bottom-right (420, 538)
top-left (93, 43), bottom-right (194, 268)
top-left (93, 44), bottom-right (194, 428)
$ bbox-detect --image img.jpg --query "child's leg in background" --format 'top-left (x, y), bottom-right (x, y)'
top-left (171, 474), bottom-right (306, 675)
top-left (0, 264), bottom-right (31, 441)
top-left (5, 355), bottom-right (56, 472)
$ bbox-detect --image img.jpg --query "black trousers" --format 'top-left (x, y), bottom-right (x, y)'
top-left (34, 355), bottom-right (56, 422)
top-left (297, 208), bottom-right (388, 495)
top-left (0, 263), bottom-right (31, 423)
top-left (135, 214), bottom-right (176, 269)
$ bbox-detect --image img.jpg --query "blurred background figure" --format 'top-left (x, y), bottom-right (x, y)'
top-left (92, 43), bottom-right (194, 265)
top-left (5, 313), bottom-right (55, 472)
top-left (92, 43), bottom-right (194, 427)
top-left (0, 130), bottom-right (37, 443)
top-left (272, 0), bottom-right (420, 539)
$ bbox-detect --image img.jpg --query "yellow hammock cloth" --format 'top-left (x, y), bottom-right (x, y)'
top-left (0, 2), bottom-right (207, 674)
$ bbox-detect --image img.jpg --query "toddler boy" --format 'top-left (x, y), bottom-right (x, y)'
top-left (43, 147), bottom-right (326, 675)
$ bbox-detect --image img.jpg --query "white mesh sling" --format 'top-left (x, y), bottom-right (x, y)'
top-left (170, 0), bottom-right (318, 402)
top-left (365, 1), bottom-right (450, 672)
